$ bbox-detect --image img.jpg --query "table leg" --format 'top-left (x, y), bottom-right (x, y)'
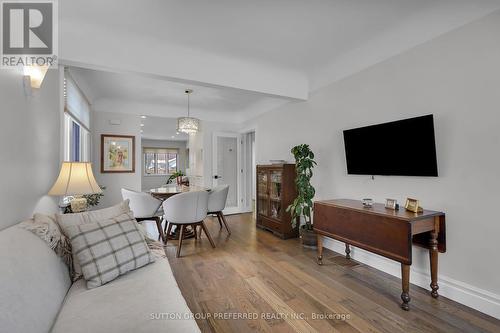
top-left (345, 243), bottom-right (351, 260)
top-left (317, 234), bottom-right (323, 265)
top-left (401, 264), bottom-right (411, 311)
top-left (429, 228), bottom-right (439, 298)
top-left (167, 225), bottom-right (196, 240)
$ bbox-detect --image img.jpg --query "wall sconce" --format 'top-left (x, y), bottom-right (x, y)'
top-left (23, 65), bottom-right (49, 89)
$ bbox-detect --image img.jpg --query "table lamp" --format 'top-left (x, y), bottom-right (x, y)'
top-left (48, 162), bottom-right (102, 213)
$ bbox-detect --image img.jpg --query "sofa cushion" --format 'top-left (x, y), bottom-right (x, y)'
top-left (0, 225), bottom-right (71, 333)
top-left (65, 212), bottom-right (155, 288)
top-left (51, 258), bottom-right (201, 333)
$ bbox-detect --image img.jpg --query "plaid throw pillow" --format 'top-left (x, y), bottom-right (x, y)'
top-left (65, 212), bottom-right (155, 289)
top-left (57, 200), bottom-right (133, 281)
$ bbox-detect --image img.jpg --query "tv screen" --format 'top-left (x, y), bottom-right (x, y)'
top-left (343, 115), bottom-right (438, 176)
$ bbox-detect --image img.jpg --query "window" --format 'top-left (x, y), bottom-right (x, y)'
top-left (64, 69), bottom-right (91, 162)
top-left (64, 113), bottom-right (91, 162)
top-left (144, 148), bottom-right (178, 175)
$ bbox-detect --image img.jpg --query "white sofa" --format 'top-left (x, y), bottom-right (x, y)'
top-left (0, 224), bottom-right (200, 333)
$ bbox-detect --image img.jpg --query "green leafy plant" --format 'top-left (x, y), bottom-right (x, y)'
top-left (63, 186), bottom-right (106, 214)
top-left (84, 186), bottom-right (106, 207)
top-left (286, 144), bottom-right (316, 230)
top-left (166, 170), bottom-right (185, 184)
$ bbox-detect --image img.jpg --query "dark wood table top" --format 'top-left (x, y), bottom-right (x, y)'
top-left (315, 199), bottom-right (444, 222)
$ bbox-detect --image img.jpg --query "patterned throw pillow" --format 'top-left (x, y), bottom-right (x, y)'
top-left (57, 200), bottom-right (132, 279)
top-left (64, 212), bottom-right (155, 289)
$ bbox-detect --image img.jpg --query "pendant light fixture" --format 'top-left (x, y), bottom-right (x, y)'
top-left (177, 89), bottom-right (200, 134)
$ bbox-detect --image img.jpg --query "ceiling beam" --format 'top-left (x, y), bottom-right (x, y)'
top-left (60, 20), bottom-right (308, 101)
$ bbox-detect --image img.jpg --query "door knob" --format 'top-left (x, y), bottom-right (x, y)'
top-left (214, 175), bottom-right (220, 179)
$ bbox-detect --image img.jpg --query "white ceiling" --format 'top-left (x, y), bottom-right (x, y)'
top-left (69, 67), bottom-right (290, 123)
top-left (63, 0), bottom-right (430, 72)
top-left (140, 116), bottom-right (188, 142)
top-left (61, 0), bottom-right (500, 122)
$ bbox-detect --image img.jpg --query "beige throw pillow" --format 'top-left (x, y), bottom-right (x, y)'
top-left (18, 214), bottom-right (74, 278)
top-left (57, 200), bottom-right (131, 231)
top-left (56, 200), bottom-right (132, 279)
top-left (64, 212), bottom-right (155, 288)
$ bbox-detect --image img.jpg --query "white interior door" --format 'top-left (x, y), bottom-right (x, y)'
top-left (213, 132), bottom-right (241, 214)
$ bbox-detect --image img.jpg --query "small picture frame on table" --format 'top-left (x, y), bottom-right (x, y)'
top-left (385, 198), bottom-right (397, 210)
top-left (405, 198), bottom-right (423, 213)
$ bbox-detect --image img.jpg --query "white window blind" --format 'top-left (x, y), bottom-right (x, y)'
top-left (63, 68), bottom-right (91, 162)
top-left (143, 148), bottom-right (179, 154)
top-left (65, 71), bottom-right (90, 129)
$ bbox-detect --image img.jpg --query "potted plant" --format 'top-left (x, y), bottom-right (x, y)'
top-left (63, 186), bottom-right (106, 214)
top-left (286, 144), bottom-right (317, 247)
top-left (166, 171), bottom-right (185, 185)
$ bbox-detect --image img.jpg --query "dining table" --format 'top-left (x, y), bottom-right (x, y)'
top-left (148, 185), bottom-right (210, 240)
top-left (149, 185), bottom-right (208, 201)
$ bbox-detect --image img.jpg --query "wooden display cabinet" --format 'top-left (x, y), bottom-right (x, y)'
top-left (256, 164), bottom-right (298, 239)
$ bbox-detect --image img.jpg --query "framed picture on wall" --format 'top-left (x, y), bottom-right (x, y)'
top-left (101, 134), bottom-right (135, 173)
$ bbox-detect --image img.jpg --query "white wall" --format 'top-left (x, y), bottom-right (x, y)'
top-left (141, 139), bottom-right (188, 191)
top-left (0, 69), bottom-right (62, 230)
top-left (243, 11), bottom-right (500, 318)
top-left (92, 112), bottom-right (142, 208)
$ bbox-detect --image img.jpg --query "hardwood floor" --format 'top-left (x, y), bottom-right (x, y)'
top-left (144, 213), bottom-right (500, 333)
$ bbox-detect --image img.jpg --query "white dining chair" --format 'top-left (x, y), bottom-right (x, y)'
top-left (162, 190), bottom-right (215, 258)
top-left (207, 185), bottom-right (231, 235)
top-left (121, 188), bottom-right (165, 241)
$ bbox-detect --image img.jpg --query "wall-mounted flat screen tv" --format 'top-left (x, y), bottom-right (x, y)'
top-left (343, 115), bottom-right (438, 176)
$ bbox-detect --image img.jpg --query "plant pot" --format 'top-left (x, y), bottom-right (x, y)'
top-left (300, 226), bottom-right (317, 248)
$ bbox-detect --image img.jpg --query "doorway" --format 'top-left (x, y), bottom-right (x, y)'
top-left (212, 130), bottom-right (256, 215)
top-left (212, 132), bottom-right (241, 214)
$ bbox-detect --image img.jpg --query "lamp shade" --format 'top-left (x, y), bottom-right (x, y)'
top-left (177, 117), bottom-right (200, 134)
top-left (48, 162), bottom-right (102, 196)
top-left (23, 65), bottom-right (49, 89)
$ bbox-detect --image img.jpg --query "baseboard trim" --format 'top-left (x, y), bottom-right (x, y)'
top-left (322, 237), bottom-right (500, 319)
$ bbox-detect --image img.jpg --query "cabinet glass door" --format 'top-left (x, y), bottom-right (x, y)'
top-left (257, 171), bottom-right (269, 216)
top-left (270, 170), bottom-right (282, 220)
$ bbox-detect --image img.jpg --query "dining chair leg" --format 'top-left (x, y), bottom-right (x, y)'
top-left (155, 217), bottom-right (165, 242)
top-left (165, 222), bottom-right (173, 245)
top-left (220, 212), bottom-right (231, 235)
top-left (176, 225), bottom-right (185, 258)
top-left (216, 213), bottom-right (223, 228)
top-left (200, 221), bottom-right (216, 248)
top-left (193, 224), bottom-right (198, 240)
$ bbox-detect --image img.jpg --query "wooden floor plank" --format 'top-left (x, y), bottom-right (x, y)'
top-left (246, 276), bottom-right (318, 333)
top-left (144, 213), bottom-right (500, 333)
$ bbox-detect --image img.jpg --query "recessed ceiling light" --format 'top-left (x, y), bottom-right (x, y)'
top-left (140, 124), bottom-right (144, 127)
top-left (140, 115), bottom-right (147, 119)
